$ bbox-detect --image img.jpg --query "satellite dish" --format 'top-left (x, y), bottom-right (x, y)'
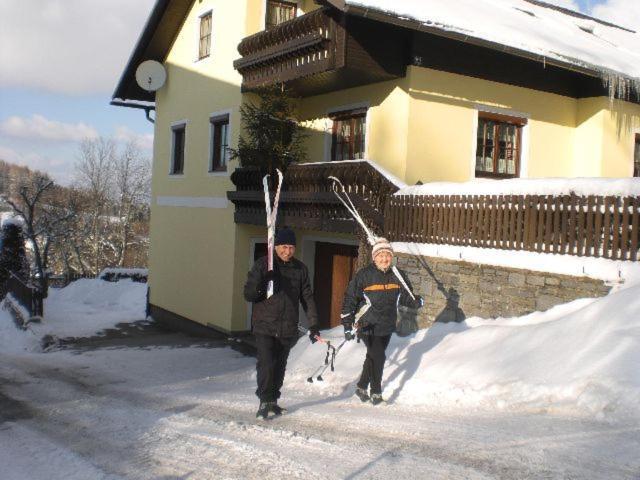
top-left (135, 60), bottom-right (167, 92)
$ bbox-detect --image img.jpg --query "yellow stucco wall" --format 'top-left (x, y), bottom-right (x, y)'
top-left (150, 0), bottom-right (248, 333)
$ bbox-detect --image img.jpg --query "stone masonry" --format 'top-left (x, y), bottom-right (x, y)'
top-left (396, 253), bottom-right (612, 328)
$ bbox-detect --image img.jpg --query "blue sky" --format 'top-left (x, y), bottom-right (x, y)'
top-left (0, 0), bottom-right (636, 185)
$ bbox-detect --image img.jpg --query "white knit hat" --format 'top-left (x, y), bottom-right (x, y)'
top-left (371, 237), bottom-right (393, 260)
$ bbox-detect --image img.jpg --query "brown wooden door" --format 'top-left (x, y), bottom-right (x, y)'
top-left (314, 242), bottom-right (358, 330)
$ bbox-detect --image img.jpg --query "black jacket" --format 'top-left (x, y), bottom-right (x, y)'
top-left (244, 255), bottom-right (318, 338)
top-left (341, 264), bottom-right (420, 336)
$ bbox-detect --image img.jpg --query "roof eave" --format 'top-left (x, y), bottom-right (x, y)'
top-left (340, 3), bottom-right (637, 84)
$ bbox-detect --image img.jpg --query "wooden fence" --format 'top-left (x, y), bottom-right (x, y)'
top-left (385, 194), bottom-right (640, 261)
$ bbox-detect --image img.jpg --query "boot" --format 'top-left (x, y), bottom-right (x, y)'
top-left (370, 394), bottom-right (384, 405)
top-left (269, 401), bottom-right (286, 416)
top-left (256, 402), bottom-right (270, 420)
top-left (355, 387), bottom-right (370, 402)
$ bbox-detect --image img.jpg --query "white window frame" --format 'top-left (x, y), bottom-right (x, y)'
top-left (471, 105), bottom-right (530, 179)
top-left (208, 108), bottom-right (233, 177)
top-left (324, 101), bottom-right (371, 162)
top-left (195, 8), bottom-right (213, 63)
top-left (169, 119), bottom-right (188, 177)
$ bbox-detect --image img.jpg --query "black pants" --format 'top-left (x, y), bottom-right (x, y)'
top-left (357, 334), bottom-right (391, 395)
top-left (255, 334), bottom-right (297, 403)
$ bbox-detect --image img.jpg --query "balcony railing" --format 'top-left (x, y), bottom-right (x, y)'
top-left (234, 8), bottom-right (341, 93)
top-left (228, 161), bottom-right (399, 234)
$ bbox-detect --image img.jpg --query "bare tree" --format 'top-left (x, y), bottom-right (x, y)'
top-left (75, 137), bottom-right (116, 274)
top-left (112, 141), bottom-right (151, 266)
top-left (72, 137), bottom-right (151, 274)
top-left (1, 176), bottom-right (75, 294)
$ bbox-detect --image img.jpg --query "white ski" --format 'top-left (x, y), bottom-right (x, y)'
top-left (328, 176), bottom-right (415, 301)
top-left (263, 168), bottom-right (284, 298)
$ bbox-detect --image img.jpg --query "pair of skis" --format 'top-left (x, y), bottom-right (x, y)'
top-left (328, 176), bottom-right (416, 301)
top-left (263, 169), bottom-right (283, 298)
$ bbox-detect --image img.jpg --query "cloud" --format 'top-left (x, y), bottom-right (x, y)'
top-left (0, 115), bottom-right (98, 143)
top-left (0, 0), bottom-right (156, 95)
top-left (591, 0), bottom-right (640, 30)
top-left (113, 126), bottom-right (154, 151)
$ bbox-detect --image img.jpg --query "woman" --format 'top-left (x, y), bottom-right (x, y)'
top-left (341, 238), bottom-right (423, 405)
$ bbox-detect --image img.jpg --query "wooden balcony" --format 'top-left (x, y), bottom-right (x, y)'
top-left (234, 8), bottom-right (407, 97)
top-left (227, 161), bottom-right (400, 235)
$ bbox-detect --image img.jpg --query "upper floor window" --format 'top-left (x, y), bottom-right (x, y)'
top-left (634, 134), bottom-right (640, 177)
top-left (171, 123), bottom-right (186, 175)
top-left (210, 114), bottom-right (230, 172)
top-left (266, 0), bottom-right (297, 30)
top-left (476, 112), bottom-right (526, 178)
top-left (199, 11), bottom-right (212, 60)
top-left (331, 108), bottom-right (367, 161)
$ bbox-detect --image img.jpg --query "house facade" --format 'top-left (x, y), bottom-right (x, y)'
top-left (113, 0), bottom-right (640, 335)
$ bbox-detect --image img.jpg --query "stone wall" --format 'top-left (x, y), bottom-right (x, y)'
top-left (396, 253), bottom-right (612, 328)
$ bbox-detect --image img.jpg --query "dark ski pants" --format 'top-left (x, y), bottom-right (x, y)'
top-left (255, 334), bottom-right (297, 403)
top-left (357, 334), bottom-right (391, 395)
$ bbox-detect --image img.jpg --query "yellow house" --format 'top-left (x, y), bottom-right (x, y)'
top-left (113, 0), bottom-right (640, 335)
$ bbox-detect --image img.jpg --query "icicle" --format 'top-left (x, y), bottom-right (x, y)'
top-left (601, 72), bottom-right (640, 102)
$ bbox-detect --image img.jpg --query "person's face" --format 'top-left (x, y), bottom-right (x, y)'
top-left (275, 244), bottom-right (295, 262)
top-left (373, 251), bottom-right (393, 271)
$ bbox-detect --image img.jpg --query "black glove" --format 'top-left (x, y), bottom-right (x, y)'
top-left (344, 323), bottom-right (355, 341)
top-left (262, 270), bottom-right (280, 295)
top-left (308, 326), bottom-right (320, 344)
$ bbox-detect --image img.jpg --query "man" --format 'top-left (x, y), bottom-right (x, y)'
top-left (244, 227), bottom-right (319, 419)
top-left (341, 238), bottom-right (423, 405)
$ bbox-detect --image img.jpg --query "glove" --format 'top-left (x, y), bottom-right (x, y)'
top-left (262, 270), bottom-right (280, 295)
top-left (344, 323), bottom-right (355, 341)
top-left (308, 326), bottom-right (320, 344)
top-left (414, 295), bottom-right (424, 309)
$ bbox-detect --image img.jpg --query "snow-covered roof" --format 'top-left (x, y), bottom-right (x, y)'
top-left (342, 0), bottom-right (640, 85)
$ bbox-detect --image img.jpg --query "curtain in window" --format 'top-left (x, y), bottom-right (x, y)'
top-left (199, 13), bottom-right (212, 59)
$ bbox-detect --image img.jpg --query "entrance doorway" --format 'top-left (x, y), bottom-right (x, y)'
top-left (313, 242), bottom-right (359, 330)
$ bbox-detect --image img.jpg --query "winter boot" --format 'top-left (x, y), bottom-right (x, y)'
top-left (370, 394), bottom-right (384, 406)
top-left (355, 387), bottom-right (370, 402)
top-left (256, 402), bottom-right (270, 420)
top-left (268, 401), bottom-right (287, 416)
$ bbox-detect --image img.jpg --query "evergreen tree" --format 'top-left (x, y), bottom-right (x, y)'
top-left (0, 221), bottom-right (29, 298)
top-left (229, 86), bottom-right (307, 176)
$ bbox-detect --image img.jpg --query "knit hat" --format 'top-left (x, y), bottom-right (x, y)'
top-left (371, 237), bottom-right (393, 260)
top-left (274, 227), bottom-right (296, 246)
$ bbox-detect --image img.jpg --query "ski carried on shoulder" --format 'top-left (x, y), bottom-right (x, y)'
top-left (263, 168), bottom-right (284, 298)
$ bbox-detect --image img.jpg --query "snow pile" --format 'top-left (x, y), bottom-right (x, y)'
top-left (0, 278), bottom-right (147, 353)
top-left (396, 177), bottom-right (640, 197)
top-left (287, 281), bottom-right (640, 421)
top-left (345, 0), bottom-right (640, 83)
top-left (44, 278), bottom-right (147, 338)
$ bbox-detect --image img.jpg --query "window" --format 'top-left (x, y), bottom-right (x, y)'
top-left (198, 11), bottom-right (212, 60)
top-left (634, 134), bottom-right (640, 177)
top-left (266, 0), bottom-right (297, 29)
top-left (170, 124), bottom-right (186, 175)
top-left (330, 108), bottom-right (367, 161)
top-left (210, 114), bottom-right (230, 172)
top-left (476, 112), bottom-right (526, 178)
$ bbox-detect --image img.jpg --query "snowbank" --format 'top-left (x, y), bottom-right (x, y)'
top-left (396, 177), bottom-right (640, 197)
top-left (0, 278), bottom-right (147, 353)
top-left (286, 283), bottom-right (640, 421)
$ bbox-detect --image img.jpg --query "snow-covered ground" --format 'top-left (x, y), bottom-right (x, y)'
top-left (1, 276), bottom-right (639, 479)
